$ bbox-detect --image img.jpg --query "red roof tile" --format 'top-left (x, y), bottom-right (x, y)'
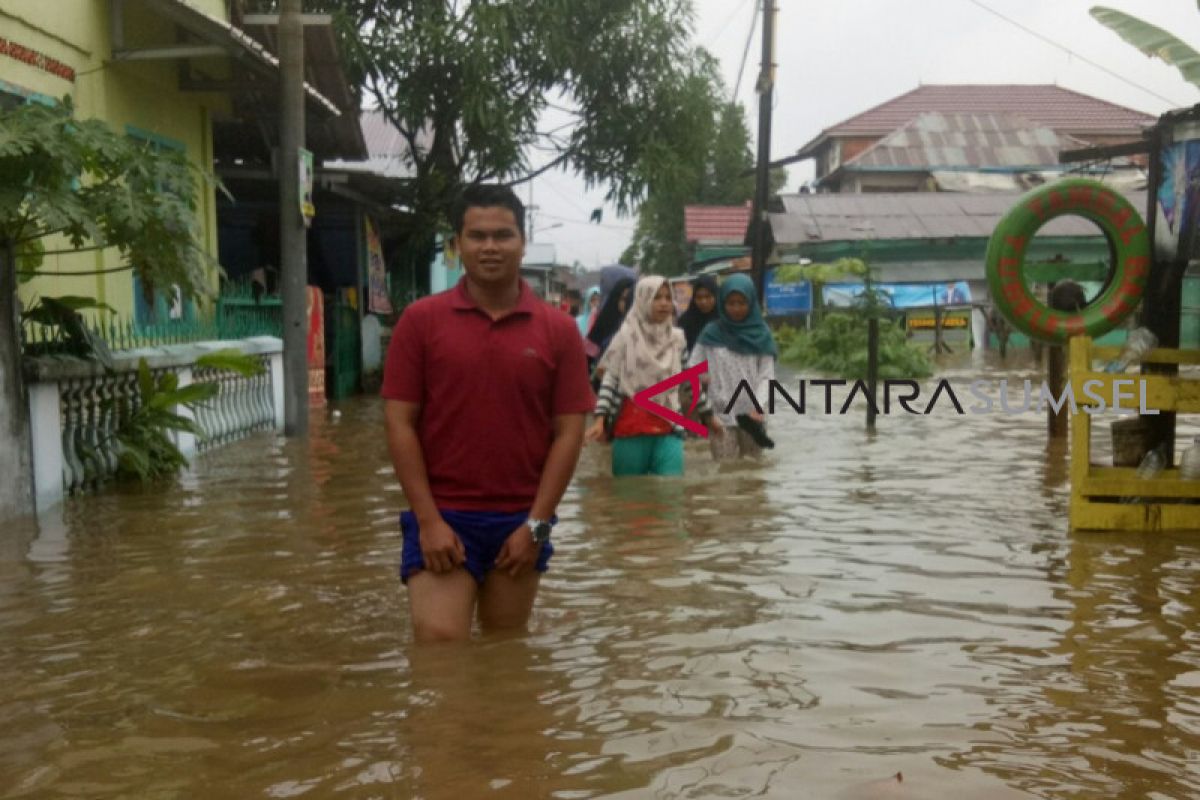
top-left (684, 204), bottom-right (751, 243)
top-left (798, 85), bottom-right (1156, 157)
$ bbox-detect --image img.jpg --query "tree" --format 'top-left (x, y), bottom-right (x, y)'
top-left (252, 0), bottom-right (726, 287)
top-left (622, 89), bottom-right (788, 276)
top-left (0, 99), bottom-right (213, 519)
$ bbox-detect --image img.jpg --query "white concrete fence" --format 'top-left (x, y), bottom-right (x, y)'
top-left (24, 337), bottom-right (284, 513)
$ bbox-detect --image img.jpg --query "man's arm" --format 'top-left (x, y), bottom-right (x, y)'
top-left (384, 399), bottom-right (463, 572)
top-left (495, 413), bottom-right (586, 576)
top-left (530, 413), bottom-right (587, 521)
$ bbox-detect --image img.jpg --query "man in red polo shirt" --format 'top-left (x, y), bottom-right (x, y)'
top-left (382, 184), bottom-right (594, 642)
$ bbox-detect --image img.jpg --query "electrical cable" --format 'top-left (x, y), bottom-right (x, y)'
top-left (964, 0), bottom-right (1191, 107)
top-left (732, 1), bottom-right (761, 103)
top-left (539, 210), bottom-right (635, 231)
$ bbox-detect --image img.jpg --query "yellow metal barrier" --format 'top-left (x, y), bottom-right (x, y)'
top-left (1069, 337), bottom-right (1200, 531)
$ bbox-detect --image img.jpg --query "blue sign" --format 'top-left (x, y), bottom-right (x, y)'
top-left (824, 281), bottom-right (971, 310)
top-left (765, 269), bottom-right (812, 315)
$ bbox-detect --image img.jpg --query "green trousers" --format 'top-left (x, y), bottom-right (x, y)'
top-left (611, 434), bottom-right (684, 477)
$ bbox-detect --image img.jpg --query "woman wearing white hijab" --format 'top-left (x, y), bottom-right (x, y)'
top-left (585, 276), bottom-right (720, 475)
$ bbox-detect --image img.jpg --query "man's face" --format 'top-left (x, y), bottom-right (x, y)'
top-left (456, 206), bottom-right (525, 287)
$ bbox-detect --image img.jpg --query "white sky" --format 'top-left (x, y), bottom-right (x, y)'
top-left (529, 0), bottom-right (1200, 270)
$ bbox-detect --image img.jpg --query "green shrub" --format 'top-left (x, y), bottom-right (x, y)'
top-left (777, 312), bottom-right (933, 380)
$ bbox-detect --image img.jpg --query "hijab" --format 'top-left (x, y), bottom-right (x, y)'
top-left (576, 286), bottom-right (600, 337)
top-left (696, 273), bottom-right (778, 357)
top-left (598, 276), bottom-right (685, 404)
top-left (598, 264), bottom-right (637, 306)
top-left (677, 275), bottom-right (720, 350)
top-left (587, 277), bottom-right (635, 354)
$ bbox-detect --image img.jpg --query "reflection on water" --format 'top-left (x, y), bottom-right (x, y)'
top-left (1, 350), bottom-right (1198, 798)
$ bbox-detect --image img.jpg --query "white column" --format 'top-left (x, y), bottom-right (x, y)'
top-left (175, 367), bottom-right (198, 459)
top-left (270, 351), bottom-right (285, 431)
top-left (27, 381), bottom-right (64, 514)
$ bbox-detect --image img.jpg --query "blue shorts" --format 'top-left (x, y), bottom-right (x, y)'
top-left (400, 509), bottom-right (555, 584)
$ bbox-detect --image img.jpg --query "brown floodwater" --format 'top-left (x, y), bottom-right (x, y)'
top-left (2, 351), bottom-right (1199, 799)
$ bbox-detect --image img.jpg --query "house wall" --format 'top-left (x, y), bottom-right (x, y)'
top-left (2, 0), bottom-right (230, 318)
top-left (842, 172), bottom-right (928, 193)
top-left (816, 137), bottom-right (881, 181)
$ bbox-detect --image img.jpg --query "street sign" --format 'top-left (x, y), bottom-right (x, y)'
top-left (765, 268), bottom-right (812, 315)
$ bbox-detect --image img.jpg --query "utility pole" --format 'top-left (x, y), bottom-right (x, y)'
top-left (279, 0), bottom-right (308, 436)
top-left (751, 0), bottom-right (777, 307)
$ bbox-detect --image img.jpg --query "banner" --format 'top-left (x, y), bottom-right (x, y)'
top-left (365, 216), bottom-right (393, 314)
top-left (306, 286), bottom-right (326, 407)
top-left (299, 147), bottom-right (315, 227)
top-left (825, 281), bottom-right (971, 310)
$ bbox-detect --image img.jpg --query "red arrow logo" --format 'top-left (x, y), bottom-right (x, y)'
top-left (631, 361), bottom-right (710, 438)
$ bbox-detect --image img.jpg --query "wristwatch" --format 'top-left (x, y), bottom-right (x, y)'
top-left (527, 517), bottom-right (553, 544)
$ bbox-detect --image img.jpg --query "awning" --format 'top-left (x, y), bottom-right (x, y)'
top-left (110, 0), bottom-right (367, 161)
top-left (111, 0), bottom-right (340, 117)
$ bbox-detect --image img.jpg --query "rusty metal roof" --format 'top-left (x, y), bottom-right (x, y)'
top-left (769, 189), bottom-right (1148, 246)
top-left (841, 112), bottom-right (1091, 171)
top-left (797, 84), bottom-right (1155, 159)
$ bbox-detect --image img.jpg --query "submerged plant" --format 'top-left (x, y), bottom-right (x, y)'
top-left (93, 350), bottom-right (265, 483)
top-left (777, 314), bottom-right (933, 381)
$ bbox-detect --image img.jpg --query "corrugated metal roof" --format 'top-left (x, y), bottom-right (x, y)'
top-left (147, 0), bottom-right (340, 117)
top-left (684, 204), bottom-right (751, 243)
top-left (770, 189), bottom-right (1148, 246)
top-left (797, 84), bottom-right (1155, 158)
top-left (843, 112), bottom-right (1092, 171)
top-left (325, 111), bottom-right (431, 178)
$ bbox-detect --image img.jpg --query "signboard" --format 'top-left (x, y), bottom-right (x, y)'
top-left (1155, 123), bottom-right (1200, 265)
top-left (765, 269), bottom-right (812, 315)
top-left (365, 216), bottom-right (393, 314)
top-left (825, 281), bottom-right (971, 310)
top-left (306, 286), bottom-right (326, 407)
top-left (299, 147), bottom-right (315, 227)
top-left (906, 311), bottom-right (970, 330)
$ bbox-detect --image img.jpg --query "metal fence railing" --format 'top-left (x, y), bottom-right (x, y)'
top-left (21, 294), bottom-right (283, 356)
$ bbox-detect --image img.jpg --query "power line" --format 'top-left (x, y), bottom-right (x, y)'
top-left (732, 0), bottom-right (761, 103)
top-left (539, 211), bottom-right (635, 232)
top-left (706, 0), bottom-right (755, 49)
top-left (964, 0), bottom-right (1190, 107)
top-left (539, 178), bottom-right (591, 216)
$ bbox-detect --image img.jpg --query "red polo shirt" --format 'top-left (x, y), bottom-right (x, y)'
top-left (382, 278), bottom-right (595, 512)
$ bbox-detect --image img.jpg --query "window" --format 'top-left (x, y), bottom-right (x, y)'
top-left (126, 126), bottom-right (195, 326)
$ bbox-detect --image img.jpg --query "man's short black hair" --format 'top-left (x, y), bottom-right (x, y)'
top-left (451, 184), bottom-right (526, 238)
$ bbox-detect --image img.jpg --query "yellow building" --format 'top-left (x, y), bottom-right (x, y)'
top-left (0, 0), bottom-right (354, 322)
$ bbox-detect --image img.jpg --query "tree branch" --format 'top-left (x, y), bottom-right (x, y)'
top-left (504, 152), bottom-right (573, 188)
top-left (17, 263), bottom-right (134, 277)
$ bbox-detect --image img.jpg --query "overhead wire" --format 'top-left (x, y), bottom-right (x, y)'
top-left (539, 210), bottom-right (635, 232)
top-left (964, 0), bottom-right (1191, 108)
top-left (732, 0), bottom-right (761, 104)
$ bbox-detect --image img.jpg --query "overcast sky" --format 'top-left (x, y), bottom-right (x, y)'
top-left (529, 0), bottom-right (1200, 270)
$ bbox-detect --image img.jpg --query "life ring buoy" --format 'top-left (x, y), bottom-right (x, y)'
top-left (985, 178), bottom-right (1150, 344)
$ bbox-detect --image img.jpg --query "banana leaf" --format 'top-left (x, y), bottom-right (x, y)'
top-left (1091, 7), bottom-right (1200, 88)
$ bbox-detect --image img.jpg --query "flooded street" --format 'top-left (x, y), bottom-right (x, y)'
top-left (2, 352), bottom-right (1200, 799)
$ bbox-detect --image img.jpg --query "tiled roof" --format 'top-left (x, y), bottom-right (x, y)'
top-left (684, 204), bottom-right (751, 243)
top-left (842, 112), bottom-right (1091, 171)
top-left (798, 85), bottom-right (1156, 157)
top-left (769, 189), bottom-right (1147, 245)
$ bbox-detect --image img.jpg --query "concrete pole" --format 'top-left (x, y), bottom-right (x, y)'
top-left (0, 245), bottom-right (35, 520)
top-left (279, 0), bottom-right (308, 436)
top-left (751, 0), bottom-right (776, 306)
top-left (1047, 281), bottom-right (1086, 439)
